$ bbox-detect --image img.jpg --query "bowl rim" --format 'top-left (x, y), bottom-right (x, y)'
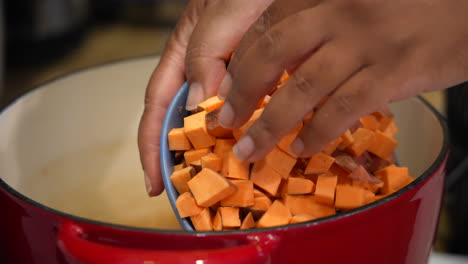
top-left (0, 56), bottom-right (449, 237)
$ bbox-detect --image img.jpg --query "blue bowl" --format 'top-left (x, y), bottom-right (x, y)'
top-left (160, 82), bottom-right (196, 231)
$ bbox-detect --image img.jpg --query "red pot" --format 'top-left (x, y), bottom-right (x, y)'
top-left (0, 57), bottom-right (448, 264)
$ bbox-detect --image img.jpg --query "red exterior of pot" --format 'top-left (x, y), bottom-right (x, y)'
top-left (0, 158), bottom-right (446, 264)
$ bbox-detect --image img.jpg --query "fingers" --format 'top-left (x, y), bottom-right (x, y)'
top-left (184, 0), bottom-right (273, 110)
top-left (234, 43), bottom-right (365, 162)
top-left (138, 1), bottom-right (200, 196)
top-left (218, 6), bottom-right (332, 130)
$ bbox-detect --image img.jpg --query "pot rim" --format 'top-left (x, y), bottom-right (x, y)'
top-left (0, 56), bottom-right (449, 236)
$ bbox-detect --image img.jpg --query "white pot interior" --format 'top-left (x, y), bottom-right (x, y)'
top-left (0, 56), bottom-right (445, 230)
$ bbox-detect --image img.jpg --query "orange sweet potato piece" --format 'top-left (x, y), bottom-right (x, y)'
top-left (364, 189), bottom-right (376, 204)
top-left (205, 108), bottom-right (234, 138)
top-left (335, 184), bottom-right (366, 210)
top-left (213, 139), bottom-right (236, 176)
top-left (221, 180), bottom-right (254, 207)
top-left (219, 207), bottom-right (241, 228)
top-left (347, 128), bottom-right (376, 157)
top-left (187, 168), bottom-right (237, 207)
top-left (375, 165), bottom-right (414, 194)
top-left (197, 96), bottom-right (224, 113)
top-left (257, 200), bottom-right (292, 228)
top-left (173, 163), bottom-right (186, 171)
top-left (338, 130), bottom-right (354, 150)
top-left (264, 147), bottom-right (297, 179)
top-left (201, 153), bottom-right (222, 172)
top-left (360, 115), bottom-right (380, 131)
top-left (232, 108), bottom-right (264, 140)
top-left (190, 160), bottom-right (202, 173)
top-left (368, 130), bottom-right (398, 160)
top-left (315, 173), bottom-right (338, 206)
top-left (184, 148), bottom-right (211, 165)
top-left (287, 177), bottom-right (315, 195)
top-left (290, 214), bottom-right (317, 224)
top-left (352, 180), bottom-right (383, 194)
top-left (190, 207), bottom-right (212, 231)
top-left (251, 196), bottom-right (273, 212)
top-left (212, 209), bottom-right (222, 231)
top-left (323, 137), bottom-right (343, 155)
top-left (168, 128), bottom-right (192, 151)
top-left (251, 160), bottom-right (283, 196)
top-left (227, 151), bottom-right (249, 179)
top-left (304, 152), bottom-right (335, 175)
top-left (277, 122), bottom-right (303, 157)
top-left (253, 188), bottom-right (267, 197)
top-left (283, 194), bottom-right (336, 217)
top-left (240, 212), bottom-right (256, 230)
top-left (184, 111), bottom-right (216, 149)
top-left (170, 166), bottom-right (196, 194)
top-left (379, 117), bottom-right (398, 137)
top-left (175, 192), bottom-right (203, 217)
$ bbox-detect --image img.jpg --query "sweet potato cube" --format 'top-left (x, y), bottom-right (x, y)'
top-left (315, 173), bottom-right (338, 206)
top-left (197, 96), bottom-right (224, 113)
top-left (187, 168), bottom-right (237, 207)
top-left (251, 196), bottom-right (272, 212)
top-left (227, 151), bottom-right (249, 179)
top-left (322, 137), bottom-right (343, 155)
top-left (219, 207), bottom-right (241, 228)
top-left (257, 200), bottom-right (292, 228)
top-left (352, 180), bottom-right (383, 193)
top-left (221, 180), bottom-right (255, 207)
top-left (201, 153), bottom-right (222, 172)
top-left (170, 166), bottom-right (195, 194)
top-left (251, 160), bottom-right (282, 196)
top-left (290, 214), bottom-right (316, 224)
top-left (379, 117), bottom-right (398, 137)
top-left (175, 192), bottom-right (203, 217)
top-left (338, 130), bottom-right (354, 150)
top-left (212, 209), bottom-right (222, 231)
top-left (277, 122), bottom-right (303, 157)
top-left (232, 109), bottom-right (263, 140)
top-left (368, 131), bottom-right (398, 160)
top-left (304, 152), bottom-right (335, 175)
top-left (347, 128), bottom-right (376, 157)
top-left (360, 115), bottom-right (380, 131)
top-left (184, 111), bottom-right (216, 149)
top-left (190, 208), bottom-right (212, 231)
top-left (283, 195), bottom-right (336, 217)
top-left (173, 163), bottom-right (186, 171)
top-left (240, 212), bottom-right (256, 230)
top-left (364, 189), bottom-right (376, 204)
top-left (213, 139), bottom-right (235, 176)
top-left (264, 147), bottom-right (297, 179)
top-left (335, 184), bottom-right (366, 210)
top-left (375, 165), bottom-right (414, 194)
top-left (168, 128), bottom-right (192, 151)
top-left (253, 188), bottom-right (267, 197)
top-left (287, 177), bottom-right (315, 195)
top-left (184, 148), bottom-right (211, 165)
top-left (205, 108), bottom-right (234, 138)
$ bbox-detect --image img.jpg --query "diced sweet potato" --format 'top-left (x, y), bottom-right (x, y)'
top-left (205, 108), bottom-right (234, 138)
top-left (352, 180), bottom-right (383, 193)
top-left (253, 188), bottom-right (267, 197)
top-left (168, 128), bottom-right (193, 151)
top-left (257, 200), bottom-right (292, 228)
top-left (322, 137), bottom-right (343, 155)
top-left (251, 160), bottom-right (283, 196)
top-left (170, 166), bottom-right (196, 194)
top-left (264, 147), bottom-right (297, 179)
top-left (364, 189), bottom-right (376, 204)
top-left (197, 96), bottom-right (224, 113)
top-left (184, 148), bottom-right (211, 165)
top-left (221, 180), bottom-right (254, 207)
top-left (201, 153), bottom-right (222, 172)
top-left (251, 196), bottom-right (272, 212)
top-left (232, 109), bottom-right (264, 140)
top-left (173, 163), bottom-right (186, 171)
top-left (304, 152), bottom-right (335, 175)
top-left (240, 212), bottom-right (256, 230)
top-left (212, 209), bottom-right (222, 231)
top-left (213, 139), bottom-right (235, 176)
top-left (375, 165), bottom-right (414, 194)
top-left (287, 177), bottom-right (315, 195)
top-left (227, 151), bottom-right (249, 180)
top-left (347, 128), bottom-right (376, 157)
top-left (335, 184), bottom-right (366, 210)
top-left (290, 214), bottom-right (317, 224)
top-left (338, 130), bottom-right (354, 150)
top-left (378, 116), bottom-right (398, 137)
top-left (368, 131), bottom-right (397, 160)
top-left (360, 115), bottom-right (380, 131)
top-left (184, 111), bottom-right (216, 149)
top-left (219, 207), bottom-right (241, 228)
top-left (190, 160), bottom-right (202, 173)
top-left (277, 122), bottom-right (303, 157)
top-left (176, 192), bottom-right (203, 217)
top-left (315, 173), bottom-right (338, 206)
top-left (187, 168), bottom-right (237, 207)
top-left (190, 207), bottom-right (212, 231)
top-left (283, 194), bottom-right (336, 217)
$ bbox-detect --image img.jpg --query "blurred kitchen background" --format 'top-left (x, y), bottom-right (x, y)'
top-left (1, 0), bottom-right (467, 258)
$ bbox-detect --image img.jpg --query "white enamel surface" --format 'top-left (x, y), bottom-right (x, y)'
top-left (0, 56), bottom-right (444, 230)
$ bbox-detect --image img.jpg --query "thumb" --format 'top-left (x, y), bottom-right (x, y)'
top-left (184, 0), bottom-right (273, 110)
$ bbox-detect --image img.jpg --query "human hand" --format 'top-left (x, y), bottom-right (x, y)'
top-left (217, 0), bottom-right (468, 162)
top-left (138, 0), bottom-right (272, 196)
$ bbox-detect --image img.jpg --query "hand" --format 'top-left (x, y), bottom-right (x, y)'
top-left (138, 0), bottom-right (272, 196)
top-left (217, 0), bottom-right (468, 162)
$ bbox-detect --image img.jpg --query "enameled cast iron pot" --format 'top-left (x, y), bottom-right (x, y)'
top-left (0, 57), bottom-right (448, 264)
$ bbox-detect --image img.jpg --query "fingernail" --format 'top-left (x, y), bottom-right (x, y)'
top-left (218, 102), bottom-right (235, 128)
top-left (290, 138), bottom-right (304, 157)
top-left (233, 136), bottom-right (255, 161)
top-left (144, 171), bottom-right (153, 196)
top-left (217, 72), bottom-right (232, 100)
top-left (186, 82), bottom-right (204, 111)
